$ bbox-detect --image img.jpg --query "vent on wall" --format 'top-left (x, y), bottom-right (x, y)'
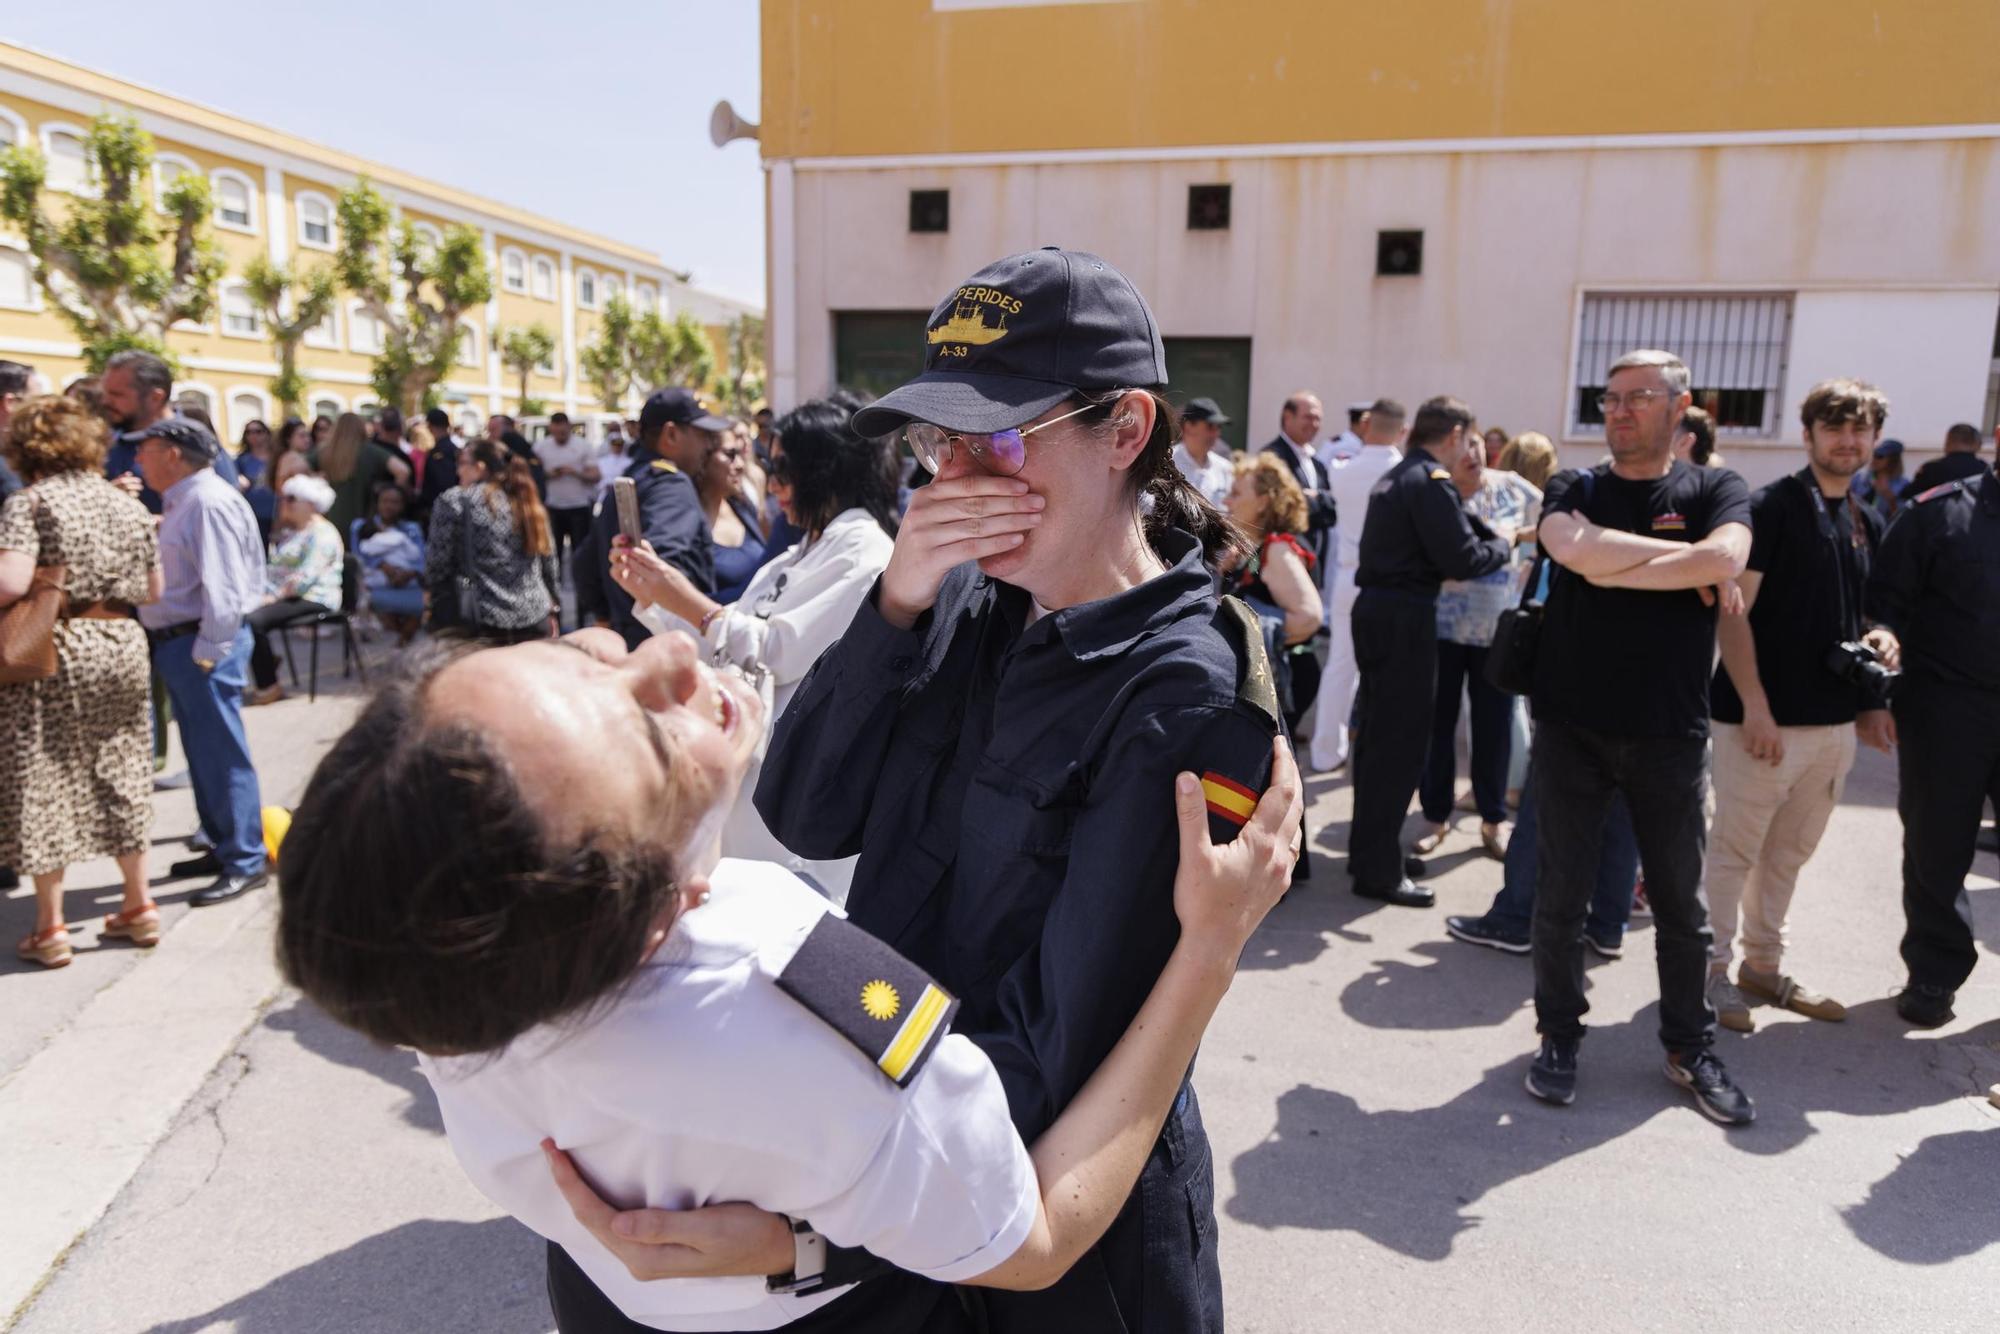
top-left (1376, 230), bottom-right (1424, 276)
top-left (909, 190), bottom-right (950, 233)
top-left (1187, 183), bottom-right (1232, 231)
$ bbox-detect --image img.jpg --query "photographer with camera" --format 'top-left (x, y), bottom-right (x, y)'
top-left (1867, 441), bottom-right (2000, 1029)
top-left (1707, 380), bottom-right (1899, 1034)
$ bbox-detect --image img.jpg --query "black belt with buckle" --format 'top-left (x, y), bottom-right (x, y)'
top-left (146, 621), bottom-right (200, 648)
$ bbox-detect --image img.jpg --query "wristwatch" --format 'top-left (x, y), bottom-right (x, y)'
top-left (765, 1216), bottom-right (829, 1295)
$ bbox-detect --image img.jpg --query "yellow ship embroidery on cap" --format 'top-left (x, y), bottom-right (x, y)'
top-left (928, 302), bottom-right (1010, 346)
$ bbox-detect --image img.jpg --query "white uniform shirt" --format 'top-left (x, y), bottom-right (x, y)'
top-left (419, 860), bottom-right (1038, 1332)
top-left (1327, 444), bottom-right (1403, 579)
top-left (536, 436), bottom-right (599, 511)
top-left (637, 509), bottom-right (894, 904)
top-left (595, 448), bottom-right (636, 502)
top-left (1171, 442), bottom-right (1234, 509)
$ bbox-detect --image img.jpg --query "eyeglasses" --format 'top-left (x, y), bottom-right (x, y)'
top-left (905, 398), bottom-right (1111, 477)
top-left (1596, 389), bottom-right (1674, 413)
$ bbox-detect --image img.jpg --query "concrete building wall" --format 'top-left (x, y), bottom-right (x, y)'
top-left (781, 136), bottom-right (2000, 487)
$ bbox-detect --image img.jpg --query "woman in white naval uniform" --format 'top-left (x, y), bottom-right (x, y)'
top-left (274, 629), bottom-right (1301, 1334)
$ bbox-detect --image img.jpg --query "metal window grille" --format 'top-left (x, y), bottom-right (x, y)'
top-left (1573, 292), bottom-right (1793, 436)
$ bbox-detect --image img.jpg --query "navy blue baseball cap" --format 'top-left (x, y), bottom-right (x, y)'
top-left (641, 387), bottom-right (733, 437)
top-left (1181, 397), bottom-right (1230, 425)
top-left (134, 414), bottom-right (219, 460)
top-left (850, 247), bottom-right (1168, 438)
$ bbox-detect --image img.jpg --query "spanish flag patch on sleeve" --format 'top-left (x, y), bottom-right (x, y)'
top-left (1202, 771), bottom-right (1259, 828)
top-left (776, 914), bottom-right (959, 1088)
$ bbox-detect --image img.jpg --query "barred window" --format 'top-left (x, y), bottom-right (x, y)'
top-left (1573, 293), bottom-right (1793, 436)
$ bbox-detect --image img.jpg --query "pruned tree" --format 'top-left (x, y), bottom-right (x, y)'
top-left (242, 256), bottom-right (337, 419)
top-left (633, 310), bottom-right (717, 396)
top-left (719, 313), bottom-right (767, 416)
top-left (500, 323), bottom-right (557, 418)
top-left (0, 112), bottom-right (226, 370)
top-left (334, 177), bottom-right (492, 416)
top-left (578, 292), bottom-right (637, 412)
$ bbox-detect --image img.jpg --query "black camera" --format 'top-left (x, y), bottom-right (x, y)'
top-left (1825, 640), bottom-right (1899, 701)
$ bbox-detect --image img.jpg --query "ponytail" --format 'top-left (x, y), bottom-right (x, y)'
top-left (500, 455), bottom-right (553, 558)
top-left (1081, 388), bottom-right (1248, 570)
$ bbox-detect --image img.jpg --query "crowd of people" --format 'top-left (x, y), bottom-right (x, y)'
top-left (2, 239), bottom-right (1996, 1334)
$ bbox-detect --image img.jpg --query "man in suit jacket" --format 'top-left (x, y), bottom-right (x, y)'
top-left (1262, 391), bottom-right (1339, 591)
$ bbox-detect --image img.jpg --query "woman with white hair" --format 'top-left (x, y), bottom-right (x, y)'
top-left (248, 473), bottom-right (344, 705)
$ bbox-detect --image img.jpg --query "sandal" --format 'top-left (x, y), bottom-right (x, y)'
top-left (1412, 823), bottom-right (1450, 855)
top-left (102, 902), bottom-right (163, 948)
top-left (16, 924), bottom-right (72, 969)
top-left (1480, 822), bottom-right (1509, 861)
top-left (1738, 967), bottom-right (1846, 1022)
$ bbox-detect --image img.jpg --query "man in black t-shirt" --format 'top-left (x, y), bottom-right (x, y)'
top-left (1525, 349), bottom-right (1756, 1125)
top-left (1707, 380), bottom-right (1900, 1035)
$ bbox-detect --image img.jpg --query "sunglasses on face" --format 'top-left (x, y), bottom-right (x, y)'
top-left (904, 398), bottom-right (1111, 477)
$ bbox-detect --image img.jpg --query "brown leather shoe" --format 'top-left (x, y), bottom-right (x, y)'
top-left (247, 683), bottom-right (286, 707)
top-left (1738, 966), bottom-right (1846, 1022)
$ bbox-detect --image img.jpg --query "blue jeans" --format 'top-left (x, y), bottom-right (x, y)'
top-left (155, 629), bottom-right (265, 877)
top-left (1483, 756), bottom-right (1638, 940)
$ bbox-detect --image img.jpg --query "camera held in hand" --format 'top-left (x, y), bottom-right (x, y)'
top-left (1825, 640), bottom-right (1900, 701)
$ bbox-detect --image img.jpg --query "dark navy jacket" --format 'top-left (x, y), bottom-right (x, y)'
top-left (571, 447), bottom-right (714, 647)
top-left (1867, 470), bottom-right (2000, 692)
top-left (758, 530), bottom-right (1276, 1332)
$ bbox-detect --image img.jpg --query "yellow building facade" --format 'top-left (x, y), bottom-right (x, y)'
top-left (0, 42), bottom-right (756, 441)
top-left (761, 0), bottom-right (2000, 484)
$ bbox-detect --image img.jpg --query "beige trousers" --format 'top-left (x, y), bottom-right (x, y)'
top-left (1706, 721), bottom-right (1857, 973)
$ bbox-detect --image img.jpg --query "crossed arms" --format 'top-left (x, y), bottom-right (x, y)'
top-left (1538, 510), bottom-right (1751, 593)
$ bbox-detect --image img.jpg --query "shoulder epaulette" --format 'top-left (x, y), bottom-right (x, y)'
top-left (1429, 467), bottom-right (1452, 481)
top-left (1913, 479), bottom-right (1971, 504)
top-left (650, 459), bottom-right (679, 474)
top-left (775, 914), bottom-right (957, 1088)
top-left (1215, 594), bottom-right (1281, 728)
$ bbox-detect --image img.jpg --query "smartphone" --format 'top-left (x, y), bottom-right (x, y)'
top-left (612, 477), bottom-right (642, 545)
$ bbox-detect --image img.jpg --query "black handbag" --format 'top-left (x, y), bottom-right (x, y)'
top-left (1484, 551), bottom-right (1548, 697)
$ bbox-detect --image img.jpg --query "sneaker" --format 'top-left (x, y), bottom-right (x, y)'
top-left (1707, 972), bottom-right (1755, 1033)
top-left (1629, 877), bottom-right (1652, 920)
top-left (1895, 983), bottom-right (1956, 1028)
top-left (1584, 927), bottom-right (1624, 960)
top-left (1664, 1049), bottom-right (1755, 1126)
top-left (1525, 1037), bottom-right (1579, 1106)
top-left (1446, 914), bottom-right (1531, 955)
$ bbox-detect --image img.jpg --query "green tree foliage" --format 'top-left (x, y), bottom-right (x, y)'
top-left (719, 313), bottom-right (767, 416)
top-left (334, 177), bottom-right (492, 416)
top-left (633, 310), bottom-right (717, 396)
top-left (0, 112), bottom-right (225, 370)
top-left (578, 292), bottom-right (637, 412)
top-left (499, 323), bottom-right (557, 416)
top-left (242, 256), bottom-right (337, 419)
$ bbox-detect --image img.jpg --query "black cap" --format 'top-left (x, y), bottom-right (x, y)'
top-left (1874, 438), bottom-right (1904, 458)
top-left (1181, 396), bottom-right (1230, 426)
top-left (850, 247), bottom-right (1167, 438)
top-left (640, 387), bottom-right (733, 438)
top-left (135, 414), bottom-right (219, 461)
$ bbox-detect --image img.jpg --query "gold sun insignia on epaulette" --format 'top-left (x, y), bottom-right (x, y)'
top-left (860, 979), bottom-right (900, 1022)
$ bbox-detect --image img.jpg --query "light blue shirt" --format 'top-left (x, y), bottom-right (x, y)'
top-left (138, 465), bottom-right (265, 664)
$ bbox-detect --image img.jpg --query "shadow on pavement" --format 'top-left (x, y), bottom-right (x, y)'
top-left (1237, 878), bottom-right (1407, 972)
top-left (1226, 1004), bottom-right (1995, 1260)
top-left (140, 1217), bottom-right (549, 1334)
top-left (264, 997), bottom-right (443, 1134)
top-left (1842, 1127), bottom-right (2000, 1263)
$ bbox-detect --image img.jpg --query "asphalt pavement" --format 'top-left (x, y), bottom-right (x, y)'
top-left (4, 646), bottom-right (1996, 1333)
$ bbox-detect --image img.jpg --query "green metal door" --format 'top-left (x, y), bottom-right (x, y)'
top-left (1163, 337), bottom-right (1254, 454)
top-left (834, 311), bottom-right (930, 401)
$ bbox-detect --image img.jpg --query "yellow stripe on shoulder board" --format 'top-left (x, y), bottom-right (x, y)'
top-left (879, 983), bottom-right (950, 1083)
top-left (1202, 772), bottom-right (1257, 826)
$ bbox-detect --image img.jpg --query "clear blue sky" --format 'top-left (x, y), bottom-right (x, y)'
top-left (8, 0), bottom-right (767, 305)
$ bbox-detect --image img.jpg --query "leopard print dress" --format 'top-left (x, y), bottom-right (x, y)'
top-left (0, 472), bottom-right (159, 875)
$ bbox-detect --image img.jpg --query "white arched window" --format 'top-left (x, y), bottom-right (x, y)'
top-left (0, 105), bottom-right (25, 148)
top-left (348, 301), bottom-right (386, 354)
top-left (41, 125), bottom-right (91, 194)
top-left (310, 394), bottom-right (346, 421)
top-left (228, 390), bottom-right (270, 441)
top-left (530, 256), bottom-right (555, 301)
top-left (0, 246), bottom-right (36, 311)
top-left (408, 221), bottom-right (442, 254)
top-left (352, 395), bottom-right (380, 417)
top-left (456, 318), bottom-right (482, 369)
top-left (296, 191), bottom-right (335, 250)
top-left (302, 303), bottom-right (340, 350)
top-left (536, 346), bottom-right (558, 376)
top-left (153, 153), bottom-right (199, 213)
top-left (602, 275), bottom-right (623, 306)
top-left (219, 281), bottom-right (260, 337)
top-left (211, 169), bottom-right (257, 232)
top-left (500, 247), bottom-right (527, 293)
top-left (576, 268), bottom-right (598, 309)
top-left (636, 282), bottom-right (659, 314)
top-left (175, 384), bottom-right (217, 417)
